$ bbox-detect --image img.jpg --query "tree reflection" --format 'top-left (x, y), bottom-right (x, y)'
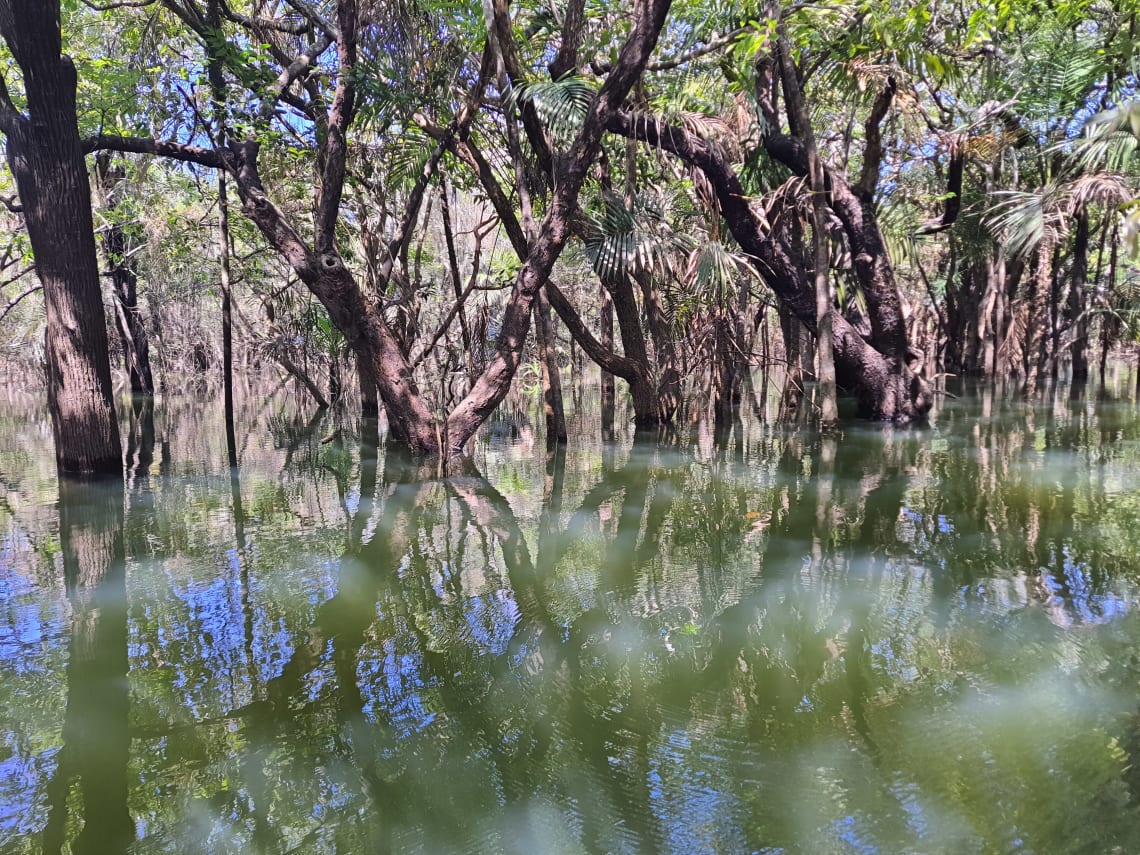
top-left (11, 389), bottom-right (1140, 853)
top-left (43, 479), bottom-right (132, 855)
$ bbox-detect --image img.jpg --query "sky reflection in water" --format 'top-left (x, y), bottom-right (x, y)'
top-left (2, 382), bottom-right (1140, 854)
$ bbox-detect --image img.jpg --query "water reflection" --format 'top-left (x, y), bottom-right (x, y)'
top-left (44, 480), bottom-right (131, 855)
top-left (2, 385), bottom-right (1140, 852)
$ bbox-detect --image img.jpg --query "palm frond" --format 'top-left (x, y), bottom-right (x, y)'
top-left (583, 191), bottom-right (688, 286)
top-left (987, 187), bottom-right (1067, 259)
top-left (683, 238), bottom-right (758, 303)
top-left (507, 75), bottom-right (597, 143)
top-left (1072, 104), bottom-right (1140, 173)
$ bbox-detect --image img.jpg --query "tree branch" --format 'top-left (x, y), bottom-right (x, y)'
top-left (446, 0), bottom-right (674, 453)
top-left (0, 69), bottom-right (24, 134)
top-left (0, 283), bottom-right (42, 326)
top-left (81, 0), bottom-right (156, 9)
top-left (454, 138), bottom-right (636, 381)
top-left (258, 32), bottom-right (333, 121)
top-left (377, 42), bottom-right (493, 284)
top-left (312, 0), bottom-right (358, 254)
top-left (82, 133), bottom-right (226, 169)
top-left (594, 26), bottom-right (749, 74)
top-left (549, 0), bottom-right (587, 79)
top-left (856, 76), bottom-right (896, 197)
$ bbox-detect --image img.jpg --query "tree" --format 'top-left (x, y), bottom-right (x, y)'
top-left (89, 0), bottom-right (674, 458)
top-left (0, 0), bottom-right (122, 476)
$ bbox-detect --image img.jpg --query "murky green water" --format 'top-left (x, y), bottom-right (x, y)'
top-left (4, 380), bottom-right (1140, 854)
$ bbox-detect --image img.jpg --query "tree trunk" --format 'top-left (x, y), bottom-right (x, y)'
top-left (636, 272), bottom-right (681, 421)
top-left (777, 35), bottom-right (837, 427)
top-left (358, 357), bottom-right (379, 418)
top-left (0, 0), bottom-right (122, 476)
top-left (607, 110), bottom-right (931, 423)
top-left (102, 220), bottom-right (155, 396)
top-left (1025, 239), bottom-right (1053, 397)
top-left (217, 174), bottom-right (238, 466)
top-left (600, 284), bottom-right (615, 440)
top-left (1069, 212), bottom-right (1090, 384)
top-left (534, 286), bottom-right (568, 446)
top-left (92, 154), bottom-right (154, 397)
top-left (604, 271), bottom-right (660, 425)
top-left (779, 308), bottom-right (804, 419)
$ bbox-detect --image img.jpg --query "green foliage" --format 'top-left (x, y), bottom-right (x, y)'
top-left (508, 76), bottom-right (598, 142)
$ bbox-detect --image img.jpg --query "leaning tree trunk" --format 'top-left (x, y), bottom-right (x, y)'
top-left (0, 0), bottom-right (122, 476)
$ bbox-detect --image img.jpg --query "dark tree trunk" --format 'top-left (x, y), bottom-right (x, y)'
top-left (93, 154), bottom-right (154, 397)
top-left (604, 271), bottom-right (660, 425)
top-left (779, 308), bottom-right (805, 418)
top-left (218, 174), bottom-right (238, 465)
top-left (777, 33), bottom-right (837, 426)
top-left (712, 310), bottom-right (744, 430)
top-left (636, 272), bottom-right (681, 421)
top-left (358, 357), bottom-right (379, 418)
top-left (1069, 213), bottom-right (1090, 383)
top-left (600, 285), bottom-right (615, 440)
top-left (534, 286), bottom-right (568, 446)
top-left (0, 0), bottom-right (122, 476)
top-left (103, 222), bottom-right (155, 396)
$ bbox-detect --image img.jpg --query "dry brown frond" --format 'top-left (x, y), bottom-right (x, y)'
top-left (1066, 171), bottom-right (1132, 213)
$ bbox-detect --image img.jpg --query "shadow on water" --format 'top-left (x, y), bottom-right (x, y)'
top-left (4, 382), bottom-right (1140, 852)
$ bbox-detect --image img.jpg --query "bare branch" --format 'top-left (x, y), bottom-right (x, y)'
top-left (0, 283), bottom-right (42, 326)
top-left (219, 1), bottom-right (312, 34)
top-left (81, 0), bottom-right (156, 9)
top-left (82, 134), bottom-right (226, 170)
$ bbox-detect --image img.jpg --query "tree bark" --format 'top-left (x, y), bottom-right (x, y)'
top-left (0, 0), bottom-right (122, 476)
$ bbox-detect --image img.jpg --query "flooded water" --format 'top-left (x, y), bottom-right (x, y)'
top-left (3, 378), bottom-right (1140, 854)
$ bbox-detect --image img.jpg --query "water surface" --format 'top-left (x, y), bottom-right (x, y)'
top-left (3, 382), bottom-right (1140, 854)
